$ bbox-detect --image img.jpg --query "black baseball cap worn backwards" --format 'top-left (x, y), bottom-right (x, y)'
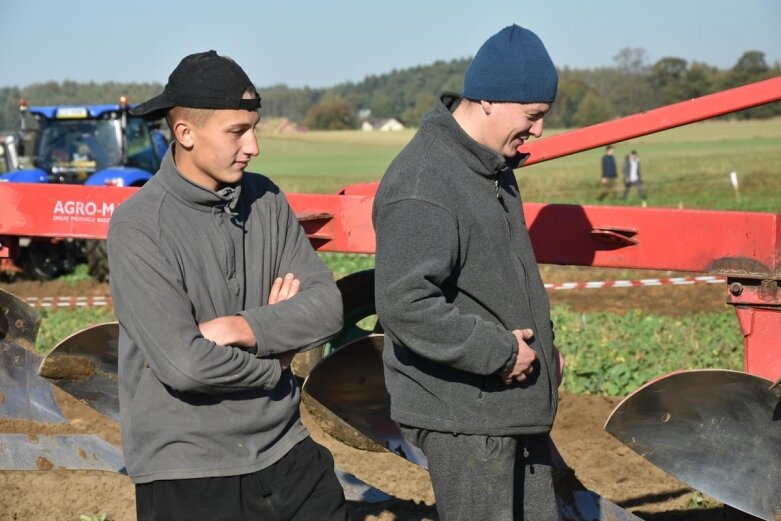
top-left (130, 50), bottom-right (261, 120)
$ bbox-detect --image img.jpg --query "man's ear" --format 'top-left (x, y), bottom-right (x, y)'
top-left (480, 100), bottom-right (493, 115)
top-left (172, 120), bottom-right (195, 149)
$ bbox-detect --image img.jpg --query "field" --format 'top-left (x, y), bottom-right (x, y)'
top-left (2, 118), bottom-right (779, 520)
top-left (256, 118), bottom-right (781, 211)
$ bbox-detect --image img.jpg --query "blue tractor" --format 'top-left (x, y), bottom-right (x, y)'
top-left (0, 98), bottom-right (168, 280)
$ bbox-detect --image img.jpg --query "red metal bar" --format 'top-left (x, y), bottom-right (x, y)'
top-left (2, 185), bottom-right (780, 278)
top-left (0, 184), bottom-right (134, 240)
top-left (524, 204), bottom-right (781, 278)
top-left (518, 76), bottom-right (781, 165)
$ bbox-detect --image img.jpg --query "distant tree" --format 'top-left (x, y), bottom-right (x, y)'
top-left (261, 84), bottom-right (319, 122)
top-left (725, 51), bottom-right (780, 119)
top-left (367, 92), bottom-right (397, 119)
top-left (613, 47), bottom-right (650, 74)
top-left (572, 90), bottom-right (612, 127)
top-left (0, 86), bottom-right (23, 130)
top-left (401, 92), bottom-right (435, 127)
top-left (546, 73), bottom-right (593, 128)
top-left (684, 61), bottom-right (721, 98)
top-left (729, 51), bottom-right (770, 83)
top-left (597, 67), bottom-right (659, 118)
top-left (648, 57), bottom-right (720, 106)
top-left (303, 96), bottom-right (356, 130)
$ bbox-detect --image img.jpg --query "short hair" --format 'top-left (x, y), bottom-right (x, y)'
top-left (165, 106), bottom-right (214, 131)
top-left (164, 86), bottom-right (257, 132)
top-left (606, 145), bottom-right (614, 151)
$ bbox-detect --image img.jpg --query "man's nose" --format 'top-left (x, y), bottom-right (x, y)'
top-left (529, 118), bottom-right (545, 138)
top-left (244, 135), bottom-right (260, 157)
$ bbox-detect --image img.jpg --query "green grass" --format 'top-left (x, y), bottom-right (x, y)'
top-left (517, 118), bottom-right (781, 211)
top-left (55, 263), bottom-right (92, 284)
top-left (251, 130), bottom-right (415, 192)
top-left (36, 307), bottom-right (115, 355)
top-left (319, 252), bottom-right (375, 278)
top-left (554, 306), bottom-right (743, 396)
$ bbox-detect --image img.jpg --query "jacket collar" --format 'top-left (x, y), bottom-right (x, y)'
top-left (157, 144), bottom-right (242, 213)
top-left (422, 93), bottom-right (529, 177)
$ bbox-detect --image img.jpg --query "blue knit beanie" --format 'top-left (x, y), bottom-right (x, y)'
top-left (463, 25), bottom-right (558, 104)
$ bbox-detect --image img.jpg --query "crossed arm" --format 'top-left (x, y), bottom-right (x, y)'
top-left (198, 273), bottom-right (301, 371)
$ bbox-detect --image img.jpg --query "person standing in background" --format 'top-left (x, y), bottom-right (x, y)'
top-left (622, 149), bottom-right (646, 202)
top-left (597, 145), bottom-right (618, 201)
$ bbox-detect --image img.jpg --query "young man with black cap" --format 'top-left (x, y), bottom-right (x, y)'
top-left (373, 26), bottom-right (565, 520)
top-left (108, 51), bottom-right (347, 521)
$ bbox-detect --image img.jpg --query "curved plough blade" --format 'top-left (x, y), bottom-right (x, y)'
top-left (334, 468), bottom-right (393, 503)
top-left (0, 288), bottom-right (41, 352)
top-left (1, 289), bottom-right (62, 423)
top-left (605, 369), bottom-right (781, 521)
top-left (0, 291), bottom-right (124, 472)
top-left (38, 321), bottom-right (120, 422)
top-left (330, 269), bottom-right (381, 350)
top-left (305, 333), bottom-right (641, 520)
top-left (0, 433), bottom-right (125, 473)
top-left (304, 334), bottom-right (426, 465)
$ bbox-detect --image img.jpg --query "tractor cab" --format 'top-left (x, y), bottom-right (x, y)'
top-left (0, 98), bottom-right (168, 187)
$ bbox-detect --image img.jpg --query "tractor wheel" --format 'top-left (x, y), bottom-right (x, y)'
top-left (21, 239), bottom-right (79, 280)
top-left (292, 269), bottom-right (380, 377)
top-left (85, 239), bottom-right (110, 282)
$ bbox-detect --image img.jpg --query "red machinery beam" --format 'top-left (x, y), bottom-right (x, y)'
top-left (2, 184), bottom-right (779, 278)
top-left (518, 76), bottom-right (781, 165)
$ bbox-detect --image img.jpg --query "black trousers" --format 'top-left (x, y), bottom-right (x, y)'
top-left (135, 437), bottom-right (348, 521)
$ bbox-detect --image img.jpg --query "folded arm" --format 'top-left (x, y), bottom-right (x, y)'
top-left (109, 221), bottom-right (284, 394)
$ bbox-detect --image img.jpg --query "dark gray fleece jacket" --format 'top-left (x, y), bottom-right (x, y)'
top-left (108, 147), bottom-right (342, 483)
top-left (373, 93), bottom-right (557, 436)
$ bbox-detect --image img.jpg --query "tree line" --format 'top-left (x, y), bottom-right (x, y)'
top-left (0, 49), bottom-right (778, 132)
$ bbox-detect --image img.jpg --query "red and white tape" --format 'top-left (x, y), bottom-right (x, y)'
top-left (25, 296), bottom-right (113, 308)
top-left (21, 276), bottom-right (726, 308)
top-left (543, 275), bottom-right (725, 291)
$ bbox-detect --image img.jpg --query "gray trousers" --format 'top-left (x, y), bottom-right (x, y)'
top-left (401, 427), bottom-right (560, 521)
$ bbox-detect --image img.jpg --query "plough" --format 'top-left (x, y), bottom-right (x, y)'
top-left (1, 76), bottom-right (780, 520)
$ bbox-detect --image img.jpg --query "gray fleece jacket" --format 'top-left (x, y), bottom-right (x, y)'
top-left (108, 147), bottom-right (342, 483)
top-left (373, 93), bottom-right (557, 436)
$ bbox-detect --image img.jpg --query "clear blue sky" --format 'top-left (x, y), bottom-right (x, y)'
top-left (2, 0), bottom-right (779, 89)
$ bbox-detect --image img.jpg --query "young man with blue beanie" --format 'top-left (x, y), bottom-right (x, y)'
top-left (374, 25), bottom-right (565, 520)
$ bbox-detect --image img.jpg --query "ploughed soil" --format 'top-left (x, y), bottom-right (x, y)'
top-left (0, 267), bottom-right (749, 521)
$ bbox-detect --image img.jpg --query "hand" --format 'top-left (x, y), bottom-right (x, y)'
top-left (267, 274), bottom-right (299, 369)
top-left (552, 344), bottom-right (565, 387)
top-left (268, 273), bottom-right (300, 304)
top-left (601, 177), bottom-right (608, 185)
top-left (502, 329), bottom-right (538, 384)
top-left (199, 315), bottom-right (256, 349)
